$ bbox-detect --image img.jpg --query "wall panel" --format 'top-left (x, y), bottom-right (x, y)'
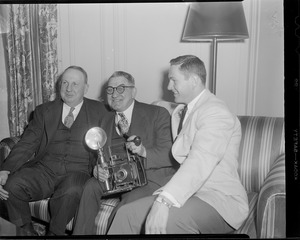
top-left (56, 1), bottom-right (284, 117)
top-left (0, 0), bottom-right (285, 140)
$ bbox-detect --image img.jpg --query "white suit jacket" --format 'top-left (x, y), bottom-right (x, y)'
top-left (156, 89), bottom-right (249, 229)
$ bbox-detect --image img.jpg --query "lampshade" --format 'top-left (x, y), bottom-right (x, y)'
top-left (182, 2), bottom-right (249, 41)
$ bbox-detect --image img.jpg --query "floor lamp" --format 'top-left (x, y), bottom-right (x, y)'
top-left (182, 2), bottom-right (249, 94)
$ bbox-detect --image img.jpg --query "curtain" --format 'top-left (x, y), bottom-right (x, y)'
top-left (3, 4), bottom-right (58, 137)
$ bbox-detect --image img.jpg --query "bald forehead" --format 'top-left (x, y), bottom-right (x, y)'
top-left (63, 68), bottom-right (86, 82)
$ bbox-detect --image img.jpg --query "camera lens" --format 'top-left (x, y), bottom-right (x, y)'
top-left (115, 169), bottom-right (128, 182)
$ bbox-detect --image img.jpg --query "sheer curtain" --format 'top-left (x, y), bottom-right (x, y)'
top-left (2, 4), bottom-right (58, 136)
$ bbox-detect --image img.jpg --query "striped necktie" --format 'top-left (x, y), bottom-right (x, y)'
top-left (117, 112), bottom-right (129, 136)
top-left (64, 107), bottom-right (75, 128)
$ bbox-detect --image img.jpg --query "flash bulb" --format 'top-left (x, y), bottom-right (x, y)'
top-left (85, 127), bottom-right (107, 150)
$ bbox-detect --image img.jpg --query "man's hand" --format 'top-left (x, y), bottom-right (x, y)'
top-left (0, 171), bottom-right (10, 200)
top-left (145, 200), bottom-right (169, 234)
top-left (93, 164), bottom-right (109, 181)
top-left (126, 135), bottom-right (146, 158)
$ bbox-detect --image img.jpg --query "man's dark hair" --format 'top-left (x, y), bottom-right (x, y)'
top-left (170, 55), bottom-right (207, 85)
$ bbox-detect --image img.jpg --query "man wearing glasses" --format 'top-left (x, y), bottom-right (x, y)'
top-left (73, 71), bottom-right (177, 235)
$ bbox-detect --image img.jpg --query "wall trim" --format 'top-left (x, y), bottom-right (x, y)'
top-left (113, 4), bottom-right (127, 71)
top-left (100, 6), bottom-right (105, 83)
top-left (69, 5), bottom-right (76, 65)
top-left (245, 0), bottom-right (260, 115)
top-left (113, 4), bottom-right (119, 69)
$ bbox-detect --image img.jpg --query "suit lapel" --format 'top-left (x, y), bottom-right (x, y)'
top-left (172, 90), bottom-right (212, 162)
top-left (44, 99), bottom-right (63, 142)
top-left (82, 98), bottom-right (91, 127)
top-left (100, 101), bottom-right (144, 147)
top-left (173, 89), bottom-right (211, 138)
top-left (84, 98), bottom-right (102, 128)
top-left (130, 101), bottom-right (146, 135)
top-left (101, 111), bottom-right (115, 147)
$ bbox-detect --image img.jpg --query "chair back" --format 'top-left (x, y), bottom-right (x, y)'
top-left (237, 116), bottom-right (285, 193)
top-left (0, 136), bottom-right (20, 167)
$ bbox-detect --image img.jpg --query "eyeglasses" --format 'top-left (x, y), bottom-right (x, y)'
top-left (106, 85), bottom-right (135, 95)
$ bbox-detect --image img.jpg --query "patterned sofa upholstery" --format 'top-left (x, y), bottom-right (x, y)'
top-left (0, 100), bottom-right (285, 238)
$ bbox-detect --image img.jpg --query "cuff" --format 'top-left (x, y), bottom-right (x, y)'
top-left (153, 190), bottom-right (181, 208)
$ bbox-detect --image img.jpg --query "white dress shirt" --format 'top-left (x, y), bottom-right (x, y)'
top-left (62, 101), bottom-right (84, 123)
top-left (115, 100), bottom-right (135, 135)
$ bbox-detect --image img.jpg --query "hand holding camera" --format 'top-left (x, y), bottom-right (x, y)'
top-left (93, 164), bottom-right (110, 181)
top-left (85, 127), bottom-right (147, 196)
top-left (126, 135), bottom-right (146, 158)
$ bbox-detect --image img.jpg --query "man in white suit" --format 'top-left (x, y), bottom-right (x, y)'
top-left (107, 55), bottom-right (249, 234)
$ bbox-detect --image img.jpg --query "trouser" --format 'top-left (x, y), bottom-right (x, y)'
top-left (108, 195), bottom-right (234, 234)
top-left (72, 177), bottom-right (161, 235)
top-left (4, 163), bottom-right (90, 235)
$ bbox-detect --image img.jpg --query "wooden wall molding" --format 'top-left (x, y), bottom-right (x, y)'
top-left (245, 0), bottom-right (260, 115)
top-left (99, 5), bottom-right (105, 84)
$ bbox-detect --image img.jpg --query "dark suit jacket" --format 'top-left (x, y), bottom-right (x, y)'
top-left (100, 100), bottom-right (177, 187)
top-left (1, 97), bottom-right (108, 175)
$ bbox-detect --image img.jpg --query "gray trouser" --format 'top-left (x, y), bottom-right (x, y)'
top-left (108, 195), bottom-right (234, 234)
top-left (72, 177), bottom-right (161, 235)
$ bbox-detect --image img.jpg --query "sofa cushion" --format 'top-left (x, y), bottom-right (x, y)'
top-left (29, 197), bottom-right (121, 234)
top-left (29, 199), bottom-right (73, 231)
top-left (95, 198), bottom-right (120, 234)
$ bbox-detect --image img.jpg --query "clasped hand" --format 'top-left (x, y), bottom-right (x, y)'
top-left (0, 171), bottom-right (9, 200)
top-left (126, 135), bottom-right (146, 158)
top-left (93, 164), bottom-right (109, 181)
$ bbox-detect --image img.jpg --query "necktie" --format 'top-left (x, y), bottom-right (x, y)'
top-left (64, 107), bottom-right (75, 128)
top-left (177, 105), bottom-right (188, 135)
top-left (117, 112), bottom-right (129, 136)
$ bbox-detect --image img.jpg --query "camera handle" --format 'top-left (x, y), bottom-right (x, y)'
top-left (97, 148), bottom-right (111, 191)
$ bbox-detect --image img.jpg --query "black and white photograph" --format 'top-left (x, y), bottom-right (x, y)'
top-left (0, 0), bottom-right (297, 239)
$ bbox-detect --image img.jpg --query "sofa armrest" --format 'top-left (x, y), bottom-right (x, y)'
top-left (0, 137), bottom-right (20, 167)
top-left (256, 153), bottom-right (285, 238)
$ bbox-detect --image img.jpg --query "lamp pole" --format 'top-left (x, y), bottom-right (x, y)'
top-left (211, 37), bottom-right (218, 95)
top-left (181, 2), bottom-right (249, 95)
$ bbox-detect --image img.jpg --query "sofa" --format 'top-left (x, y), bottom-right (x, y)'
top-left (0, 100), bottom-right (285, 238)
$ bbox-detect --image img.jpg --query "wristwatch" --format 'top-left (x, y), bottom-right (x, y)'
top-left (155, 196), bottom-right (173, 208)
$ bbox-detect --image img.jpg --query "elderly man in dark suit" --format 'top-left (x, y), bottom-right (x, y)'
top-left (0, 66), bottom-right (108, 236)
top-left (73, 71), bottom-right (177, 235)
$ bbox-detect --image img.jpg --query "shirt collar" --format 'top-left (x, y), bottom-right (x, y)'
top-left (63, 100), bottom-right (84, 118)
top-left (116, 100), bottom-right (135, 124)
top-left (186, 89), bottom-right (205, 113)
